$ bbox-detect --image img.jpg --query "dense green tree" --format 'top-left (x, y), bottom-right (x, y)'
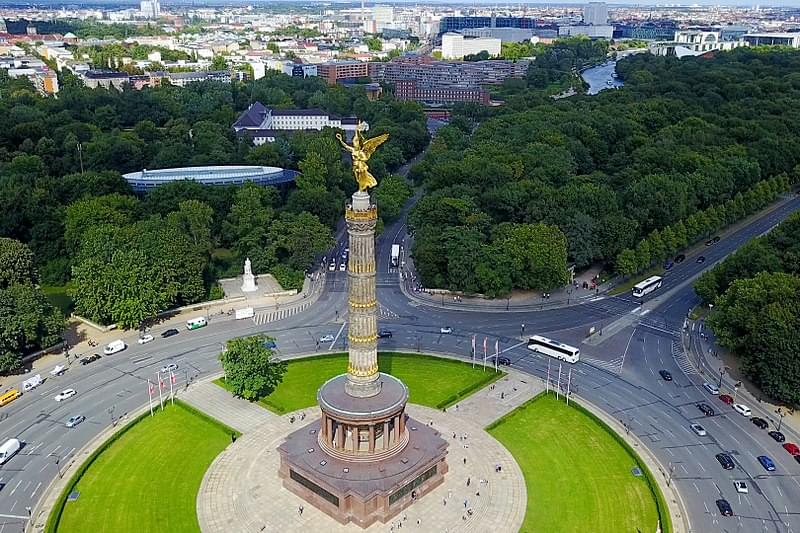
top-left (0, 238), bottom-right (37, 289)
top-left (0, 284), bottom-right (64, 373)
top-left (219, 335), bottom-right (287, 401)
top-left (493, 223), bottom-right (569, 290)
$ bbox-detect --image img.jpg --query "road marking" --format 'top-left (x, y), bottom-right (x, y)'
top-left (697, 461), bottom-right (706, 473)
top-left (38, 462), bottom-right (50, 473)
top-left (329, 322), bottom-right (346, 351)
top-left (639, 309), bottom-right (651, 316)
top-left (631, 306), bottom-right (641, 314)
top-left (30, 481), bottom-right (41, 498)
top-left (9, 480), bottom-right (21, 496)
top-left (132, 355), bottom-right (153, 365)
top-left (499, 341), bottom-right (526, 355)
top-left (776, 485), bottom-right (783, 497)
top-left (693, 482), bottom-right (700, 493)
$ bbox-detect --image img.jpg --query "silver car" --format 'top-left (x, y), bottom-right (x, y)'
top-left (65, 415), bottom-right (85, 428)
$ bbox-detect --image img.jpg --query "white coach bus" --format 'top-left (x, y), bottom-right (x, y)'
top-left (527, 335), bottom-right (580, 364)
top-left (632, 276), bottom-right (663, 298)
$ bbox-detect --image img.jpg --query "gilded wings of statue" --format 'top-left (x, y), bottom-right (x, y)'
top-left (336, 122), bottom-right (389, 192)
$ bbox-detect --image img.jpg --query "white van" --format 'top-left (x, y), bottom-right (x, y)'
top-left (733, 404), bottom-right (752, 417)
top-left (22, 374), bottom-right (43, 392)
top-left (186, 317), bottom-right (207, 330)
top-left (103, 339), bottom-right (127, 355)
top-left (0, 438), bottom-right (21, 465)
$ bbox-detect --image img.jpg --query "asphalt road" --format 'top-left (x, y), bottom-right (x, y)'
top-left (2, 195), bottom-right (800, 533)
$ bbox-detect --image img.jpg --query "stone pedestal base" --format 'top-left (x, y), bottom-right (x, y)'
top-left (241, 273), bottom-right (257, 293)
top-left (278, 417), bottom-right (448, 528)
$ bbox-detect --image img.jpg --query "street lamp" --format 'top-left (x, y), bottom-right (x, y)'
top-left (776, 408), bottom-right (787, 432)
top-left (666, 462), bottom-right (678, 487)
top-left (51, 454), bottom-right (62, 479)
top-left (520, 323), bottom-right (525, 340)
top-left (718, 366), bottom-right (729, 389)
top-left (732, 381), bottom-right (742, 403)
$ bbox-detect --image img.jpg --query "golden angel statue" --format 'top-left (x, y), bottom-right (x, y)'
top-left (336, 122), bottom-right (389, 192)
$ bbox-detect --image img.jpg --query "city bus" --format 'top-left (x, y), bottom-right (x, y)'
top-left (527, 335), bottom-right (580, 364)
top-left (0, 389), bottom-right (22, 407)
top-left (186, 317), bottom-right (208, 330)
top-left (632, 276), bottom-right (663, 298)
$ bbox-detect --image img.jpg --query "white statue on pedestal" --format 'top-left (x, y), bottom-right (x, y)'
top-left (241, 257), bottom-right (257, 293)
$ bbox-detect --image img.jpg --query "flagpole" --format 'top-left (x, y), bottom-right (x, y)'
top-left (169, 371), bottom-right (175, 406)
top-left (494, 340), bottom-right (499, 372)
top-left (157, 371), bottom-right (164, 411)
top-left (471, 335), bottom-right (476, 368)
top-left (546, 359), bottom-right (551, 395)
top-left (556, 363), bottom-right (562, 401)
top-left (147, 380), bottom-right (154, 416)
top-left (566, 368), bottom-right (572, 406)
top-left (482, 337), bottom-right (487, 371)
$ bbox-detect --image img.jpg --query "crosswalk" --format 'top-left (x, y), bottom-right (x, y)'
top-left (252, 301), bottom-right (311, 325)
top-left (378, 304), bottom-right (399, 319)
top-left (672, 340), bottom-right (698, 375)
top-left (583, 355), bottom-right (625, 374)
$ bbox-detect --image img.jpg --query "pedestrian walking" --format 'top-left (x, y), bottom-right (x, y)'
top-left (443, 498), bottom-right (447, 506)
top-left (463, 457), bottom-right (467, 465)
top-left (464, 499), bottom-right (468, 508)
top-left (466, 477), bottom-right (471, 487)
top-left (298, 505), bottom-right (304, 516)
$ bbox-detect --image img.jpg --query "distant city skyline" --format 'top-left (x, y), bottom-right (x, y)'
top-left (1, 0), bottom-right (800, 7)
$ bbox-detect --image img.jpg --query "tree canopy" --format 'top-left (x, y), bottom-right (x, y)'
top-left (219, 335), bottom-right (287, 401)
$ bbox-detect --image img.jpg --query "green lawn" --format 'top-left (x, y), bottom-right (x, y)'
top-left (488, 394), bottom-right (664, 533)
top-left (217, 352), bottom-right (503, 414)
top-left (54, 402), bottom-right (234, 533)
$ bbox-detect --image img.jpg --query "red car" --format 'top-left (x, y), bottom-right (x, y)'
top-left (719, 394), bottom-right (734, 405)
top-left (783, 443), bottom-right (800, 456)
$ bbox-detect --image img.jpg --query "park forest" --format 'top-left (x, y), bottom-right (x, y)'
top-left (409, 47), bottom-right (800, 296)
top-left (0, 70), bottom-right (423, 371)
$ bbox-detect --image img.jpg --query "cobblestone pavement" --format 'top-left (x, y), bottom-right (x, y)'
top-left (181, 379), bottom-right (278, 434)
top-left (196, 404), bottom-right (526, 533)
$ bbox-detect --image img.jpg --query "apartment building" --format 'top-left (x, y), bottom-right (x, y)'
top-left (316, 61), bottom-right (369, 85)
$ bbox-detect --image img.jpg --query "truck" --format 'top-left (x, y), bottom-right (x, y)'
top-left (22, 374), bottom-right (43, 392)
top-left (390, 244), bottom-right (400, 267)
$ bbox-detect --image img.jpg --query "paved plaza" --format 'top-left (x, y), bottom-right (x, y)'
top-left (196, 403), bottom-right (527, 533)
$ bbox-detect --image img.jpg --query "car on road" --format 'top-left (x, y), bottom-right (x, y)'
top-left (674, 254), bottom-right (686, 263)
top-left (733, 403), bottom-right (752, 417)
top-left (103, 339), bottom-right (126, 355)
top-left (328, 262), bottom-right (336, 271)
top-left (658, 370), bottom-right (673, 381)
top-left (138, 334), bottom-right (154, 345)
top-left (696, 256), bottom-right (706, 264)
top-left (751, 417), bottom-right (769, 430)
top-left (690, 423), bottom-right (707, 437)
top-left (488, 356), bottom-right (512, 366)
top-left (757, 455), bottom-right (776, 472)
top-left (378, 330), bottom-right (393, 338)
top-left (440, 326), bottom-right (453, 334)
top-left (734, 480), bottom-right (748, 494)
top-left (161, 328), bottom-right (179, 338)
top-left (696, 403), bottom-right (715, 416)
top-left (80, 354), bottom-right (101, 365)
top-left (319, 334), bottom-right (335, 343)
top-left (263, 339), bottom-right (277, 349)
top-left (703, 382), bottom-right (720, 395)
top-left (719, 394), bottom-right (734, 405)
top-left (768, 431), bottom-right (786, 443)
top-left (161, 363), bottom-right (178, 373)
top-left (663, 260), bottom-right (674, 270)
top-left (716, 453), bottom-right (735, 470)
top-left (65, 415), bottom-right (85, 428)
top-left (339, 262), bottom-right (346, 272)
top-left (796, 456), bottom-right (800, 466)
top-left (716, 499), bottom-right (733, 517)
top-left (782, 443), bottom-right (800, 456)
top-left (54, 389), bottom-right (77, 402)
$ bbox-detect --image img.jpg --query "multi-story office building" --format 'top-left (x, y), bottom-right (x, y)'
top-left (439, 15), bottom-right (543, 34)
top-left (559, 25), bottom-right (614, 39)
top-left (394, 79), bottom-right (489, 105)
top-left (440, 33), bottom-right (501, 59)
top-left (139, 0), bottom-right (160, 19)
top-left (743, 33), bottom-right (800, 48)
top-left (462, 27), bottom-right (537, 44)
top-left (369, 56), bottom-right (529, 88)
top-left (316, 61), bottom-right (369, 85)
top-left (82, 70), bottom-right (132, 90)
top-left (583, 2), bottom-right (608, 26)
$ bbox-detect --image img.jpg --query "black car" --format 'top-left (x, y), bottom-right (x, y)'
top-left (674, 254), bottom-right (686, 263)
top-left (712, 236), bottom-right (721, 243)
top-left (488, 356), bottom-right (512, 366)
top-left (751, 417), bottom-right (769, 430)
top-left (377, 330), bottom-right (393, 338)
top-left (795, 455), bottom-right (800, 466)
top-left (161, 328), bottom-right (179, 338)
top-left (716, 499), bottom-right (733, 517)
top-left (716, 453), bottom-right (735, 470)
top-left (80, 353), bottom-right (101, 366)
top-left (696, 256), bottom-right (706, 264)
top-left (768, 431), bottom-right (786, 443)
top-left (696, 403), bottom-right (715, 416)
top-left (658, 370), bottom-right (673, 381)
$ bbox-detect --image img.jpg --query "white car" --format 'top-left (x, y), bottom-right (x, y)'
top-left (733, 403), bottom-right (752, 417)
top-left (734, 480), bottom-right (749, 494)
top-left (328, 262), bottom-right (336, 271)
top-left (440, 327), bottom-right (453, 334)
top-left (690, 423), bottom-right (707, 437)
top-left (339, 262), bottom-right (346, 272)
top-left (703, 382), bottom-right (720, 395)
top-left (319, 334), bottom-right (335, 343)
top-left (138, 334), bottom-right (154, 345)
top-left (54, 389), bottom-right (77, 402)
top-left (161, 363), bottom-right (178, 373)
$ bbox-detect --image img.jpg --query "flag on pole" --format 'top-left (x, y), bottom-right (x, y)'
top-left (566, 368), bottom-right (572, 406)
top-left (157, 372), bottom-right (164, 411)
top-left (147, 380), bottom-right (154, 416)
top-left (546, 359), bottom-right (551, 395)
top-left (471, 335), bottom-right (476, 368)
top-left (169, 371), bottom-right (175, 405)
top-left (556, 363), bottom-right (562, 401)
top-left (494, 339), bottom-right (499, 372)
top-left (482, 337), bottom-right (488, 371)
